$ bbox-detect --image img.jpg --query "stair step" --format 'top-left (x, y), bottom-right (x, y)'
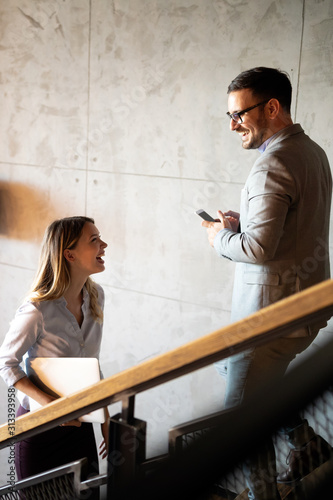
top-left (210, 459), bottom-right (333, 500)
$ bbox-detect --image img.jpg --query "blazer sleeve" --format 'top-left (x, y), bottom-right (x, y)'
top-left (214, 155), bottom-right (296, 264)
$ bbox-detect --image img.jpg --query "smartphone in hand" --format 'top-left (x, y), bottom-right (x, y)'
top-left (195, 209), bottom-right (215, 222)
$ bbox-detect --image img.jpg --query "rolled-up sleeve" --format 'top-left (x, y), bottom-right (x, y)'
top-left (0, 303), bottom-right (42, 387)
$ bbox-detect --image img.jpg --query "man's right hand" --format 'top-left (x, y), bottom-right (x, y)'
top-left (202, 211), bottom-right (235, 247)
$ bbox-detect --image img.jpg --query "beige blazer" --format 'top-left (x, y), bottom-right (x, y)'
top-left (214, 124), bottom-right (332, 335)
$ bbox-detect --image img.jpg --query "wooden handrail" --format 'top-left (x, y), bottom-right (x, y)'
top-left (1, 279), bottom-right (333, 448)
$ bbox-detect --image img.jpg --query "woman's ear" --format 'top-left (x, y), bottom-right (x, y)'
top-left (63, 249), bottom-right (75, 263)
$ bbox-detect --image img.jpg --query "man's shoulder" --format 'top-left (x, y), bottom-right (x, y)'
top-left (265, 124), bottom-right (328, 164)
top-left (267, 124), bottom-right (304, 149)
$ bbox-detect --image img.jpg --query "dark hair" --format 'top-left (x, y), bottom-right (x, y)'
top-left (227, 67), bottom-right (292, 113)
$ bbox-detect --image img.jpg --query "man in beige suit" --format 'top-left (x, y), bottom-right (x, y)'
top-left (202, 67), bottom-right (332, 499)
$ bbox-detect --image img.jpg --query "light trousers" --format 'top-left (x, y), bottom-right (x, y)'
top-left (223, 333), bottom-right (317, 500)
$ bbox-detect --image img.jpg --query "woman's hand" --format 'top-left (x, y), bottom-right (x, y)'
top-left (60, 419), bottom-right (82, 427)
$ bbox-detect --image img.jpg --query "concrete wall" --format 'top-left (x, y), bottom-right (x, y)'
top-left (1, 0), bottom-right (332, 486)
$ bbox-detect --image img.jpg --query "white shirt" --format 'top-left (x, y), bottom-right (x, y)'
top-left (0, 284), bottom-right (104, 408)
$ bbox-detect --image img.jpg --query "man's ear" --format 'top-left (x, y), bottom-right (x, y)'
top-left (267, 98), bottom-right (280, 119)
top-left (63, 249), bottom-right (75, 263)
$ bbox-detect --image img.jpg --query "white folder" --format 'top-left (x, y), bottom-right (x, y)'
top-left (25, 357), bottom-right (105, 423)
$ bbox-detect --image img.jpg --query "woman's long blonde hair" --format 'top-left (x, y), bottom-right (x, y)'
top-left (28, 216), bottom-right (103, 323)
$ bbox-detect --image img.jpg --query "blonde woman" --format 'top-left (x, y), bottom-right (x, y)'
top-left (0, 216), bottom-right (109, 487)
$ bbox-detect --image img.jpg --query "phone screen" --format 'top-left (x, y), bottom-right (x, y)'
top-left (195, 209), bottom-right (215, 222)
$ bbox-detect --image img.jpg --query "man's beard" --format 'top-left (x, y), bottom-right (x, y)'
top-left (240, 115), bottom-right (270, 150)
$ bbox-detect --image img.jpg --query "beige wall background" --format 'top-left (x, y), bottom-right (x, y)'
top-left (0, 0), bottom-right (333, 484)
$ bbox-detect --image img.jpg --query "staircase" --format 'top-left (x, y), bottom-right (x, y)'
top-left (0, 280), bottom-right (333, 499)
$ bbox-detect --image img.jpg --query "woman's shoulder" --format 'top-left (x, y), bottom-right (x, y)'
top-left (10, 300), bottom-right (43, 331)
top-left (15, 298), bottom-right (62, 318)
top-left (16, 300), bottom-right (40, 315)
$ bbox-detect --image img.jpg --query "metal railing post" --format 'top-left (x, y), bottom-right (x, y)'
top-left (107, 395), bottom-right (147, 499)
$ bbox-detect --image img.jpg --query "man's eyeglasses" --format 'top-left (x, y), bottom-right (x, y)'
top-left (226, 100), bottom-right (269, 124)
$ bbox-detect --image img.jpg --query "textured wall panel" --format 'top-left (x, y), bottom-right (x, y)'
top-left (0, 0), bottom-right (332, 484)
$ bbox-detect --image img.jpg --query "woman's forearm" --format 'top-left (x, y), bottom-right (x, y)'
top-left (14, 376), bottom-right (55, 406)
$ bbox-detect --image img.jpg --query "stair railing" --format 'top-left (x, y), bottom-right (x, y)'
top-left (0, 279), bottom-right (333, 498)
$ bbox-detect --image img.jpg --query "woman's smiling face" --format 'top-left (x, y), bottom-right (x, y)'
top-left (66, 222), bottom-right (108, 277)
